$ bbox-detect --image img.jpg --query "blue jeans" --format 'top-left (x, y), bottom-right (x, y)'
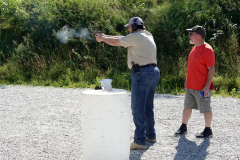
top-left (131, 66), bottom-right (160, 145)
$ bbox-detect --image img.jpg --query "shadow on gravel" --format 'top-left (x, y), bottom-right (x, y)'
top-left (174, 135), bottom-right (210, 160)
top-left (129, 142), bottom-right (154, 160)
top-left (0, 85), bottom-right (7, 89)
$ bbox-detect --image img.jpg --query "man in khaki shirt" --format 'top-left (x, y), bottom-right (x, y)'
top-left (95, 17), bottom-right (160, 150)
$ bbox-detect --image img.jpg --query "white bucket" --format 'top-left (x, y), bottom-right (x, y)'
top-left (81, 89), bottom-right (130, 160)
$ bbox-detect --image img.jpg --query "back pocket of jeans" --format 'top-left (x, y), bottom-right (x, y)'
top-left (142, 71), bottom-right (154, 85)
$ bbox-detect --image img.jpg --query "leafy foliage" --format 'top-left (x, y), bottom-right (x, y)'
top-left (0, 0), bottom-right (239, 96)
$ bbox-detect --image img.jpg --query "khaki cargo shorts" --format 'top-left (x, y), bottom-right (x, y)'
top-left (184, 89), bottom-right (212, 113)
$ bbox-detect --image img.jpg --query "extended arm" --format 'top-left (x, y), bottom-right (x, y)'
top-left (95, 33), bottom-right (123, 46)
top-left (102, 35), bottom-right (123, 38)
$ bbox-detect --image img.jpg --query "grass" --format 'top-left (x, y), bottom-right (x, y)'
top-left (0, 0), bottom-right (240, 97)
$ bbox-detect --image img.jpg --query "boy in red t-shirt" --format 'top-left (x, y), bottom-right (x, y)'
top-left (174, 25), bottom-right (215, 138)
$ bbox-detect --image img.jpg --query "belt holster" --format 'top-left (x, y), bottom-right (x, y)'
top-left (132, 64), bottom-right (140, 72)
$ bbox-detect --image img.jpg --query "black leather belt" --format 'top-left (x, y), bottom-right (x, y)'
top-left (131, 63), bottom-right (157, 72)
top-left (139, 63), bottom-right (157, 69)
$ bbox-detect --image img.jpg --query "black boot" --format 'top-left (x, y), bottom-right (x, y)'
top-left (174, 123), bottom-right (187, 136)
top-left (196, 127), bottom-right (213, 138)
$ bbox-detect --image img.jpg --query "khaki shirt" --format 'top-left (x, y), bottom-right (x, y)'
top-left (119, 30), bottom-right (157, 69)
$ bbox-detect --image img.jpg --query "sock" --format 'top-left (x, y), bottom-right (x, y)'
top-left (204, 127), bottom-right (211, 133)
top-left (181, 123), bottom-right (187, 130)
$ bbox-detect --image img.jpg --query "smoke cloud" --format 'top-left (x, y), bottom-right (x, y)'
top-left (56, 25), bottom-right (94, 43)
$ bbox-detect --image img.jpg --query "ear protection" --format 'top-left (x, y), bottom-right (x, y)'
top-left (131, 18), bottom-right (139, 32)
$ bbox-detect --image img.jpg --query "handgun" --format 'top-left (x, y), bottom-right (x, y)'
top-left (91, 31), bottom-right (103, 35)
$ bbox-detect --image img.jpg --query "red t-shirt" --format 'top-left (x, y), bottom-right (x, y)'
top-left (186, 43), bottom-right (215, 91)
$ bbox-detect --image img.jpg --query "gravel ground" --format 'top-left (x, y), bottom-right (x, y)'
top-left (0, 85), bottom-right (240, 160)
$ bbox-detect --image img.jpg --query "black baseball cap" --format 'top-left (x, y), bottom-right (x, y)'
top-left (186, 25), bottom-right (206, 39)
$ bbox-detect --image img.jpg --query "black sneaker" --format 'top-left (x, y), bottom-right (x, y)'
top-left (174, 127), bottom-right (187, 136)
top-left (196, 129), bottom-right (213, 138)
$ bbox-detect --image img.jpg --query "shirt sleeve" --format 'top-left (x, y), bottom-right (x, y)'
top-left (119, 34), bottom-right (135, 48)
top-left (204, 48), bottom-right (215, 67)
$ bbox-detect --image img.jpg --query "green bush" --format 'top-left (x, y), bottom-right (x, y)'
top-left (0, 0), bottom-right (239, 96)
